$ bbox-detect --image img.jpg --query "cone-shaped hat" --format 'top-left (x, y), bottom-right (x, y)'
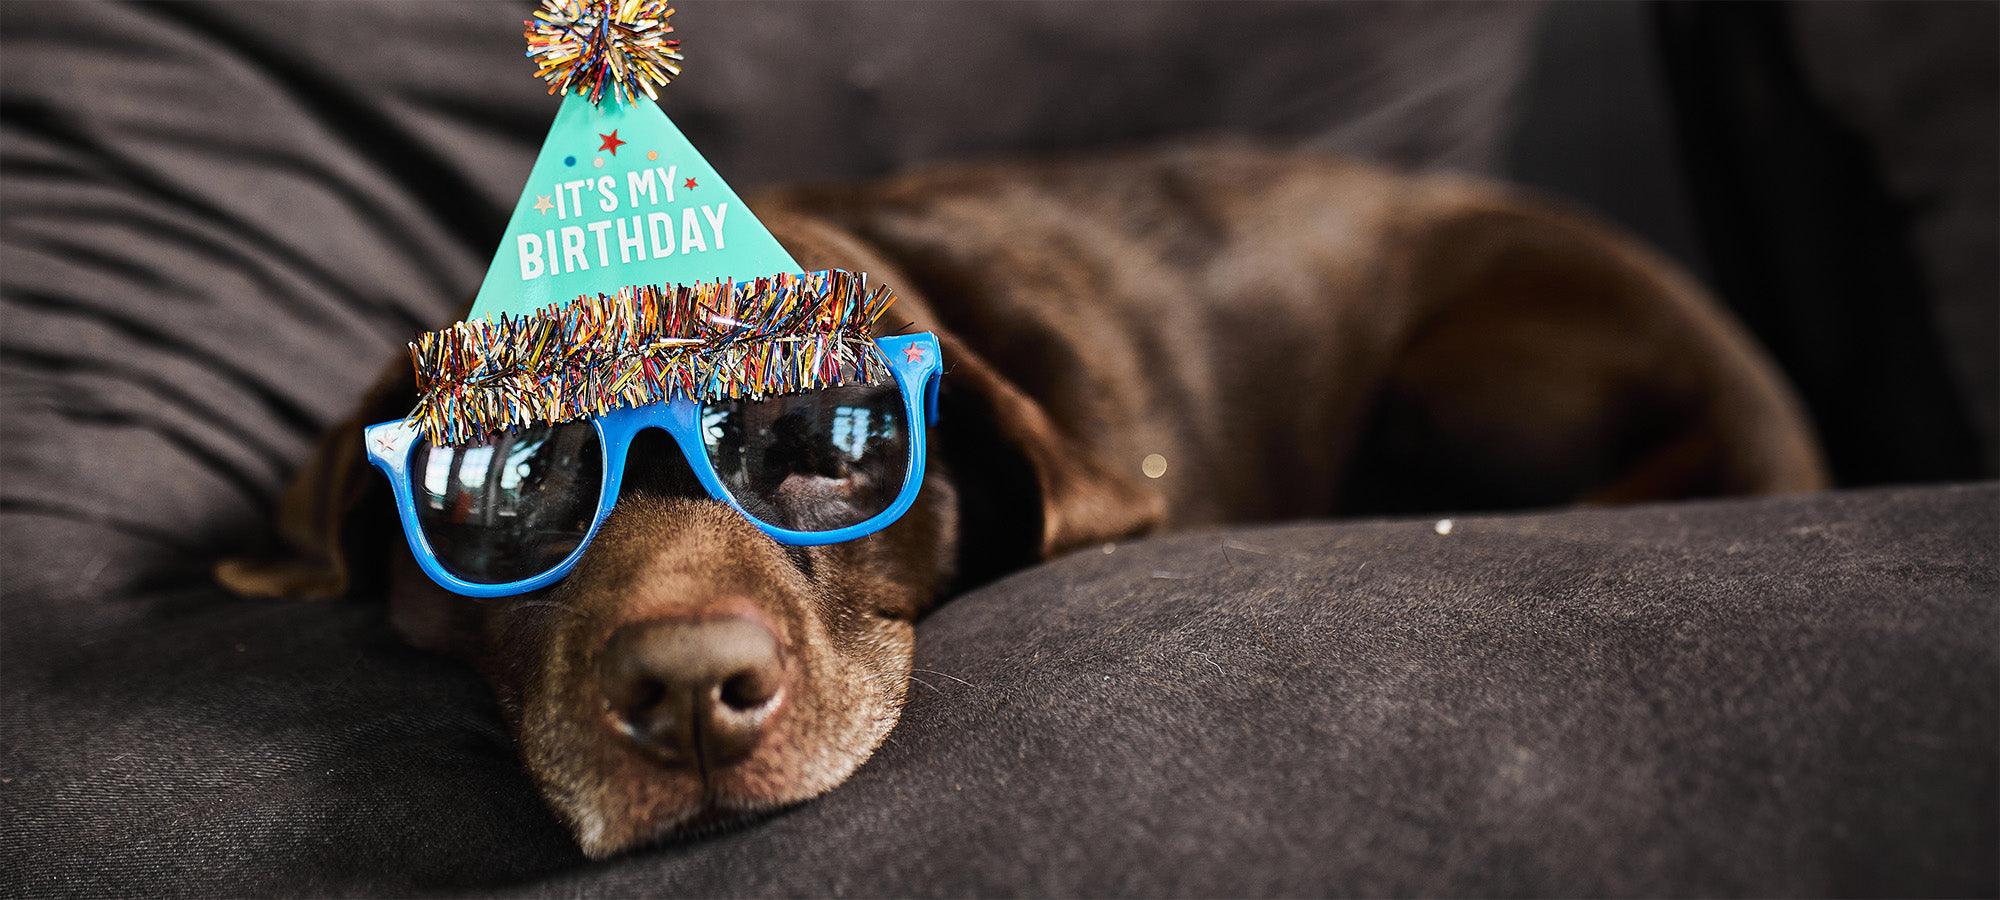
top-left (469, 92), bottom-right (801, 320)
top-left (406, 1), bottom-right (895, 446)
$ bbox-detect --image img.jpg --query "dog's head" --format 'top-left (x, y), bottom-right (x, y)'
top-left (214, 208), bottom-right (1162, 858)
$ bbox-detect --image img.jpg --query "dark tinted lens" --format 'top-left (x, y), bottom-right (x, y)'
top-left (700, 384), bottom-right (910, 533)
top-left (411, 422), bottom-right (603, 584)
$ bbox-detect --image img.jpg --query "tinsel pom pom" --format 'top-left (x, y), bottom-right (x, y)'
top-left (525, 0), bottom-right (684, 106)
top-left (407, 270), bottom-right (898, 446)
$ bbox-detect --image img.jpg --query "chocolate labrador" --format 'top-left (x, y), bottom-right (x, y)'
top-left (217, 144), bottom-right (1826, 857)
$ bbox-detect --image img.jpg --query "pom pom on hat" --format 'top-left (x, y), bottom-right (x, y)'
top-left (526, 0), bottom-right (684, 106)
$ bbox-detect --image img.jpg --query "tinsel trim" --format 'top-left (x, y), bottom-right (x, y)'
top-left (408, 270), bottom-right (896, 446)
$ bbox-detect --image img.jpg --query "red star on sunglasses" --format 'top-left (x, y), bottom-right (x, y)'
top-left (597, 130), bottom-right (626, 155)
top-left (903, 344), bottom-right (927, 364)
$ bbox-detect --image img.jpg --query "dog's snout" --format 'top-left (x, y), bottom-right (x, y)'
top-left (598, 614), bottom-right (787, 768)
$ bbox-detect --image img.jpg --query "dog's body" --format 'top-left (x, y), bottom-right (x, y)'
top-left (220, 146), bottom-right (1825, 857)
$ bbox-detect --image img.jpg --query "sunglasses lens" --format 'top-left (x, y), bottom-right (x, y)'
top-left (411, 421), bottom-right (603, 585)
top-left (700, 383), bottom-right (911, 533)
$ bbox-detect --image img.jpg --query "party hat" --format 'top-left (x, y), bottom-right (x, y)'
top-left (407, 1), bottom-right (896, 446)
top-left (467, 92), bottom-right (800, 320)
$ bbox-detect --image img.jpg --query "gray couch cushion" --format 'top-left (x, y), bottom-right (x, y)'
top-left (4, 485), bottom-right (1992, 896)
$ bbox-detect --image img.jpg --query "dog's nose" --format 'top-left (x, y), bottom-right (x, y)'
top-left (597, 614), bottom-right (787, 768)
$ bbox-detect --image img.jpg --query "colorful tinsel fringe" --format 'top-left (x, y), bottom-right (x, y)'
top-left (526, 0), bottom-right (683, 107)
top-left (407, 270), bottom-right (897, 446)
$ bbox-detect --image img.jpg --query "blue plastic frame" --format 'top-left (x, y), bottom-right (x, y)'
top-left (364, 332), bottom-right (943, 597)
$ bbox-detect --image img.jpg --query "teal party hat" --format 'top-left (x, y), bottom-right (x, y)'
top-left (468, 91), bottom-right (801, 320)
top-left (406, 1), bottom-right (895, 445)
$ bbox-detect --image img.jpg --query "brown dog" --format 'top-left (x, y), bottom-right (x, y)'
top-left (217, 145), bottom-right (1826, 857)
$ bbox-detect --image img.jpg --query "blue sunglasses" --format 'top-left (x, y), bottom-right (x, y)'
top-left (365, 332), bottom-right (942, 597)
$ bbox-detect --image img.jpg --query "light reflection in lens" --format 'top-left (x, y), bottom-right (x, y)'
top-left (700, 384), bottom-right (908, 533)
top-left (412, 421), bottom-right (602, 584)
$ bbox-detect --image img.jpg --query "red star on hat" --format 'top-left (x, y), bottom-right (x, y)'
top-left (597, 130), bottom-right (626, 154)
top-left (684, 177), bottom-right (698, 190)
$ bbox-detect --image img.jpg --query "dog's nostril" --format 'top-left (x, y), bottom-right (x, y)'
top-left (719, 669), bottom-right (778, 711)
top-left (624, 678), bottom-right (668, 718)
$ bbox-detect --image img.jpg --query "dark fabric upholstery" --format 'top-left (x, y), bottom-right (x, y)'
top-left (1781, 1), bottom-right (1998, 465)
top-left (3, 2), bottom-right (1995, 896)
top-left (1506, 1), bottom-right (1998, 482)
top-left (5, 487), bottom-right (1993, 896)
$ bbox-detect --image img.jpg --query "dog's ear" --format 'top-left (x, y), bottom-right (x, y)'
top-left (214, 356), bottom-right (414, 600)
top-left (934, 330), bottom-right (1167, 561)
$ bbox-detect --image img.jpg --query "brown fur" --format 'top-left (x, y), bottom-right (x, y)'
top-left (217, 146), bottom-right (1826, 857)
